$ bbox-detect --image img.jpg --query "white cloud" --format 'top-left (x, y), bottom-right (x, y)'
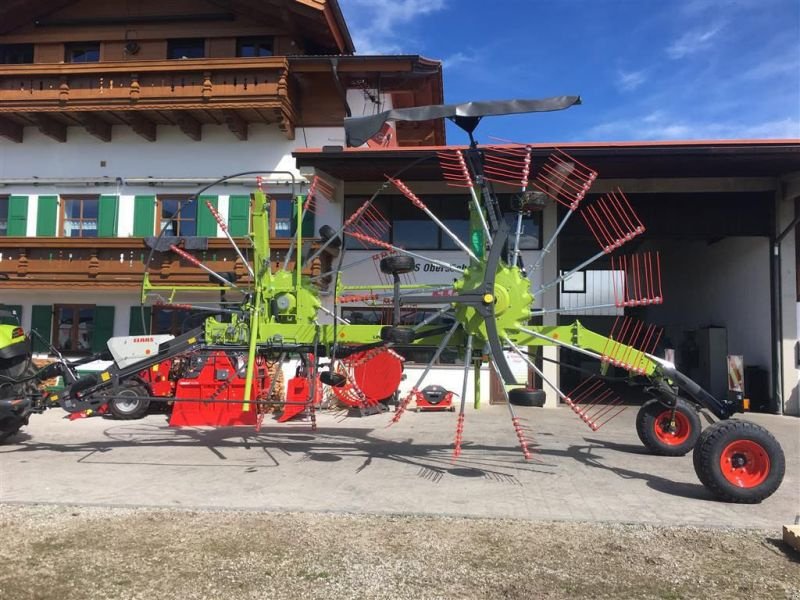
top-left (585, 111), bottom-right (800, 141)
top-left (441, 51), bottom-right (476, 70)
top-left (340, 0), bottom-right (448, 55)
top-left (666, 23), bottom-right (724, 59)
top-left (616, 69), bottom-right (647, 92)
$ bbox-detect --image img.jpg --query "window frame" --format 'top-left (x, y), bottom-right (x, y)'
top-left (167, 38), bottom-right (206, 60)
top-left (236, 36), bottom-right (274, 58)
top-left (151, 305), bottom-right (207, 336)
top-left (52, 304), bottom-right (95, 355)
top-left (65, 41), bottom-right (100, 63)
top-left (157, 196), bottom-right (198, 237)
top-left (60, 196), bottom-right (100, 238)
top-left (0, 43), bottom-right (34, 64)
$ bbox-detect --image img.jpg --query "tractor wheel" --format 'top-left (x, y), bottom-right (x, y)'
top-left (508, 388), bottom-right (546, 407)
top-left (0, 355), bottom-right (35, 387)
top-left (636, 398), bottom-right (701, 456)
top-left (108, 380), bottom-right (151, 420)
top-left (692, 420), bottom-right (785, 503)
top-left (318, 225), bottom-right (341, 248)
top-left (380, 326), bottom-right (416, 344)
top-left (380, 255), bottom-right (415, 275)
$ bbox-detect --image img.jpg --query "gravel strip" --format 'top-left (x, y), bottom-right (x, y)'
top-left (2, 504), bottom-right (798, 600)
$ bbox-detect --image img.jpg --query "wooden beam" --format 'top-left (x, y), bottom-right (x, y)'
top-left (223, 110), bottom-right (248, 141)
top-left (78, 113), bottom-right (111, 142)
top-left (0, 116), bottom-right (22, 143)
top-left (31, 114), bottom-right (66, 142)
top-left (174, 112), bottom-right (202, 141)
top-left (127, 113), bottom-right (156, 142)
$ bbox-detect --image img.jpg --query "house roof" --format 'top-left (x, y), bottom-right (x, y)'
top-left (294, 139), bottom-right (800, 181)
top-left (0, 0), bottom-right (355, 53)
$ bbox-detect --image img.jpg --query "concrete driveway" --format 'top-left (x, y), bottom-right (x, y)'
top-left (1, 404), bottom-right (797, 528)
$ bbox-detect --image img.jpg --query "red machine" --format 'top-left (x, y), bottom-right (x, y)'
top-left (413, 385), bottom-right (455, 412)
top-left (169, 351), bottom-right (263, 427)
top-left (276, 366), bottom-right (322, 423)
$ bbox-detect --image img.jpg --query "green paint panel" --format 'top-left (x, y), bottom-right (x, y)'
top-left (7, 196), bottom-right (28, 236)
top-left (98, 195), bottom-right (119, 237)
top-left (36, 196), bottom-right (58, 237)
top-left (30, 305), bottom-right (52, 352)
top-left (133, 196), bottom-right (155, 237)
top-left (197, 195), bottom-right (218, 237)
top-left (92, 306), bottom-right (115, 353)
top-left (128, 306), bottom-right (152, 335)
top-left (228, 195), bottom-right (250, 237)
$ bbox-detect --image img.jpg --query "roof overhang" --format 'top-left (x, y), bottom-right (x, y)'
top-left (294, 140), bottom-right (800, 181)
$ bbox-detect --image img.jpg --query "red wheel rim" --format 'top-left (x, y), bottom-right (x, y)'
top-left (719, 440), bottom-right (770, 488)
top-left (653, 409), bottom-right (692, 445)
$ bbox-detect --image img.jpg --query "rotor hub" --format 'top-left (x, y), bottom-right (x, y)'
top-left (454, 264), bottom-right (533, 342)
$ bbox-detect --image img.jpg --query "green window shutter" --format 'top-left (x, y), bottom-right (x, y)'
top-left (227, 195), bottom-right (250, 237)
top-left (30, 305), bottom-right (53, 352)
top-left (7, 196), bottom-right (28, 236)
top-left (91, 306), bottom-right (115, 353)
top-left (98, 195), bottom-right (119, 237)
top-left (133, 196), bottom-right (155, 237)
top-left (36, 195), bottom-right (58, 237)
top-left (291, 196), bottom-right (315, 238)
top-left (197, 195), bottom-right (218, 237)
top-left (128, 306), bottom-right (152, 336)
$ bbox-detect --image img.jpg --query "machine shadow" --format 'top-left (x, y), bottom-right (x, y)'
top-left (567, 441), bottom-right (712, 501)
top-left (0, 417), bottom-right (721, 501)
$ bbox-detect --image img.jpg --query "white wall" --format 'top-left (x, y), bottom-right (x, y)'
top-left (646, 237), bottom-right (772, 390)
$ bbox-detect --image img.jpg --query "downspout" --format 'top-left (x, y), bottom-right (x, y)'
top-left (329, 58), bottom-right (351, 118)
top-left (771, 181), bottom-right (800, 416)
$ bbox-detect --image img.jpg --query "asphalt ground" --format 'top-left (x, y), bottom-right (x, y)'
top-left (1, 403), bottom-right (797, 527)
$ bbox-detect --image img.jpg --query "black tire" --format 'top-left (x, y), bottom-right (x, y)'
top-left (318, 225), bottom-right (341, 248)
top-left (0, 414), bottom-right (25, 444)
top-left (0, 355), bottom-right (34, 386)
top-left (108, 380), bottom-right (151, 420)
top-left (380, 255), bottom-right (415, 275)
top-left (508, 388), bottom-right (546, 407)
top-left (636, 397), bottom-right (701, 456)
top-left (692, 419), bottom-right (785, 503)
top-left (380, 326), bottom-right (416, 344)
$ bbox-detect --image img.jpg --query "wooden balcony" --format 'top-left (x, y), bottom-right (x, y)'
top-left (0, 237), bottom-right (324, 289)
top-left (0, 57), bottom-right (296, 143)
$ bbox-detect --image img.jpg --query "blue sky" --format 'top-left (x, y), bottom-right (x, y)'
top-left (338, 0), bottom-right (800, 144)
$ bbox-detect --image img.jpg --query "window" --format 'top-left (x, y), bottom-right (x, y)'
top-left (0, 44), bottom-right (33, 64)
top-left (343, 195), bottom-right (542, 251)
top-left (271, 196), bottom-right (293, 238)
top-left (151, 306), bottom-right (206, 336)
top-left (167, 38), bottom-right (205, 59)
top-left (65, 42), bottom-right (100, 63)
top-left (250, 194), bottom-right (295, 239)
top-left (54, 305), bottom-right (95, 353)
top-left (159, 198), bottom-right (197, 236)
top-left (62, 197), bottom-right (99, 237)
top-left (236, 37), bottom-right (273, 57)
top-left (0, 197), bottom-right (7, 236)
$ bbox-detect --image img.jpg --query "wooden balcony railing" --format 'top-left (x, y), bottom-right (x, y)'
top-left (0, 57), bottom-right (296, 142)
top-left (0, 237), bottom-right (322, 289)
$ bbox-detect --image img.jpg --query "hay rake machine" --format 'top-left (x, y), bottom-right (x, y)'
top-left (0, 97), bottom-right (785, 503)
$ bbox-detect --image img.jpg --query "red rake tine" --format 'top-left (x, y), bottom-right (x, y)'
top-left (452, 412), bottom-right (466, 460)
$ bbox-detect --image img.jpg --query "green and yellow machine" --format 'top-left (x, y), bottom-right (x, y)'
top-left (0, 98), bottom-right (786, 503)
